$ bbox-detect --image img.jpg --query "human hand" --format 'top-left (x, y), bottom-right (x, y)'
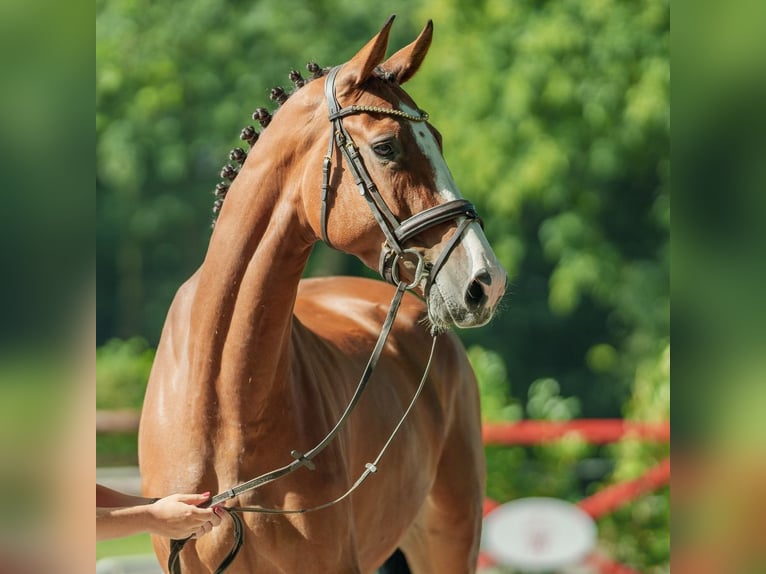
top-left (148, 492), bottom-right (224, 539)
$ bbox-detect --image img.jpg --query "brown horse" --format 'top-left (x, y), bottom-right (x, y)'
top-left (139, 16), bottom-right (507, 574)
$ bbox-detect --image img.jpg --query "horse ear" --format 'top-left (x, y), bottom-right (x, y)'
top-left (381, 20), bottom-right (433, 85)
top-left (337, 15), bottom-right (395, 92)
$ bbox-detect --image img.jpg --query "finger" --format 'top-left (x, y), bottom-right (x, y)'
top-left (210, 507), bottom-right (224, 525)
top-left (175, 491), bottom-right (212, 505)
top-left (187, 505), bottom-right (219, 519)
top-left (193, 522), bottom-right (212, 538)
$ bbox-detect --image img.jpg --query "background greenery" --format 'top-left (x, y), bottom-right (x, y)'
top-left (97, 0), bottom-right (669, 571)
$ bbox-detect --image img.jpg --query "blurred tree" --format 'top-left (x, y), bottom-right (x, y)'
top-left (96, 337), bottom-right (155, 466)
top-left (405, 0), bottom-right (669, 420)
top-left (96, 337), bottom-right (155, 410)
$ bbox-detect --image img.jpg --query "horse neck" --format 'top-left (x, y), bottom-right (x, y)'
top-left (187, 155), bottom-right (313, 414)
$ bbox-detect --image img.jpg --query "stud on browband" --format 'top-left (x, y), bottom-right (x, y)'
top-left (212, 198), bottom-right (224, 215)
top-left (345, 105), bottom-right (429, 123)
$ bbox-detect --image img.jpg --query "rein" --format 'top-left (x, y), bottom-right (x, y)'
top-left (168, 64), bottom-right (481, 573)
top-left (168, 282), bottom-right (434, 574)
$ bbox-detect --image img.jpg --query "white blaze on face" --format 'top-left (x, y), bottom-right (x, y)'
top-left (399, 102), bottom-right (507, 329)
top-left (402, 104), bottom-right (500, 281)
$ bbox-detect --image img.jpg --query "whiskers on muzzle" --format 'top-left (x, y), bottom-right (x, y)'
top-left (425, 263), bottom-right (508, 333)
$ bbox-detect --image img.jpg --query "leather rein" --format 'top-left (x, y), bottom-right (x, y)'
top-left (167, 65), bottom-right (481, 573)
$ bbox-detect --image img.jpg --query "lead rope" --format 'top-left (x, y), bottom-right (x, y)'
top-left (168, 280), bottom-right (438, 573)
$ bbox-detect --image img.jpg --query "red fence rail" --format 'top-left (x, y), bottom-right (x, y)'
top-left (578, 456), bottom-right (670, 519)
top-left (482, 419), bottom-right (670, 446)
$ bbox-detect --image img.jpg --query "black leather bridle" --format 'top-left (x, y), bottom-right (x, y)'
top-left (167, 65), bottom-right (482, 574)
top-left (321, 65), bottom-right (481, 292)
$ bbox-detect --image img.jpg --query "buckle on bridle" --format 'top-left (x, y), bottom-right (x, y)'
top-left (390, 248), bottom-right (426, 290)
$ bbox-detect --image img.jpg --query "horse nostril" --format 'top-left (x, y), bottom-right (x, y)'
top-left (474, 269), bottom-right (492, 287)
top-left (464, 268), bottom-right (495, 308)
top-left (465, 278), bottom-right (486, 308)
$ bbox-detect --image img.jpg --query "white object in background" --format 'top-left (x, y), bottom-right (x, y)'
top-left (482, 497), bottom-right (597, 572)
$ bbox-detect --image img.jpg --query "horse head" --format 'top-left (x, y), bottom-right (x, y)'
top-left (224, 16), bottom-right (507, 333)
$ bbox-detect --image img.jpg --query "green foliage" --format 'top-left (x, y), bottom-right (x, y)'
top-left (407, 0), bottom-right (669, 422)
top-left (598, 490), bottom-right (670, 574)
top-left (526, 377), bottom-right (581, 421)
top-left (97, 432), bottom-right (140, 467)
top-left (96, 533), bottom-right (153, 560)
top-left (599, 342), bottom-right (669, 570)
top-left (96, 337), bottom-right (155, 409)
top-left (468, 345), bottom-right (522, 423)
top-left (96, 337), bottom-right (153, 466)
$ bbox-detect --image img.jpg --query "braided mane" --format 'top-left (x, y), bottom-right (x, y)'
top-left (211, 63), bottom-right (396, 227)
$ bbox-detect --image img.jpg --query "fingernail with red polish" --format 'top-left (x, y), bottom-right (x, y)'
top-left (202, 491), bottom-right (211, 497)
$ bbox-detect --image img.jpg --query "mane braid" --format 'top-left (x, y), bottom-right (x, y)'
top-left (209, 61), bottom-right (330, 228)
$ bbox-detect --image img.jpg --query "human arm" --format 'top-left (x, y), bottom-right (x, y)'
top-left (96, 484), bottom-right (223, 541)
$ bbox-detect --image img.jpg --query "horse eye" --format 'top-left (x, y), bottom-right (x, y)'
top-left (372, 142), bottom-right (395, 157)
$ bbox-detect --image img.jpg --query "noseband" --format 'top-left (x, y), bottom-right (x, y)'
top-left (167, 66), bottom-right (481, 574)
top-left (321, 65), bottom-right (480, 292)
